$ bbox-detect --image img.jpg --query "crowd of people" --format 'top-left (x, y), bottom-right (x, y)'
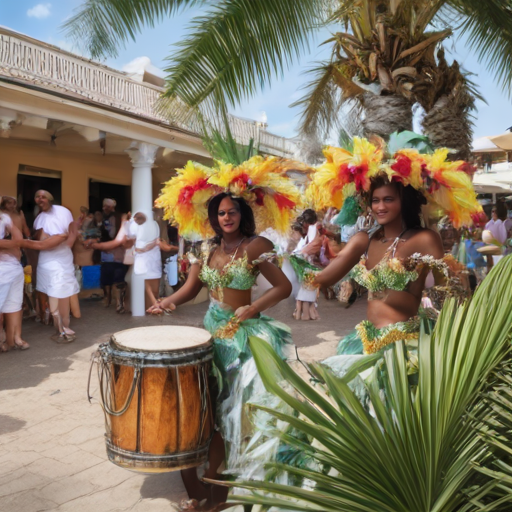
top-left (1, 184), bottom-right (510, 356)
top-left (3, 135), bottom-right (512, 511)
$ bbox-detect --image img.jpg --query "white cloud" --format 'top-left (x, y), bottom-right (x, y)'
top-left (27, 4), bottom-right (52, 19)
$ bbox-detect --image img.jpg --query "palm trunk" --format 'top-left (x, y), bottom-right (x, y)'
top-left (421, 88), bottom-right (473, 161)
top-left (362, 93), bottom-right (413, 139)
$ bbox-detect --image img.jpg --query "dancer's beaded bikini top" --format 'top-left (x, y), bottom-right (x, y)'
top-left (188, 238), bottom-right (274, 300)
top-left (351, 229), bottom-right (448, 299)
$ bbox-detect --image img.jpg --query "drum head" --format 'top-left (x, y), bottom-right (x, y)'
top-left (112, 326), bottom-right (211, 353)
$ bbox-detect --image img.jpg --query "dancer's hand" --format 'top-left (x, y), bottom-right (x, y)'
top-left (147, 299), bottom-right (176, 315)
top-left (235, 305), bottom-right (256, 321)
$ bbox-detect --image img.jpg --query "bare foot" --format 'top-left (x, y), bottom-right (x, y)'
top-left (301, 308), bottom-right (310, 321)
top-left (309, 304), bottom-right (320, 320)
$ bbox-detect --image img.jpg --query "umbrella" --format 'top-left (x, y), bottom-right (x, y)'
top-left (472, 136), bottom-right (504, 153)
top-left (489, 132), bottom-right (512, 151)
top-left (473, 172), bottom-right (512, 193)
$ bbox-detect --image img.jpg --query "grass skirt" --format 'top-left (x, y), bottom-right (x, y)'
top-left (203, 299), bottom-right (295, 478)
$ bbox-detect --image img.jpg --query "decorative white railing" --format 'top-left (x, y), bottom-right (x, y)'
top-left (0, 27), bottom-right (298, 157)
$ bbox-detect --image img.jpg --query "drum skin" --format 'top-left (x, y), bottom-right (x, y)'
top-left (95, 326), bottom-right (214, 473)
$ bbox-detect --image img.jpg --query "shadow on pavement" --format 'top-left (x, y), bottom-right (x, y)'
top-left (0, 414), bottom-right (26, 435)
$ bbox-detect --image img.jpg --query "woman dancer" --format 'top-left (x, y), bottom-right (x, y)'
top-left (149, 193), bottom-right (292, 507)
top-left (150, 157), bottom-right (302, 510)
top-left (22, 191), bottom-right (80, 343)
top-left (0, 213), bottom-right (29, 351)
top-left (305, 139), bottom-right (482, 363)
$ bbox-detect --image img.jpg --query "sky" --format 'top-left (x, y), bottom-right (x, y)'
top-left (2, 1), bottom-right (511, 141)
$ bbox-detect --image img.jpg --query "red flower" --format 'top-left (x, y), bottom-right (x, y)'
top-left (471, 210), bottom-right (487, 226)
top-left (178, 178), bottom-right (208, 204)
top-left (253, 188), bottom-right (265, 206)
top-left (390, 155), bottom-right (412, 183)
top-left (273, 193), bottom-right (296, 210)
top-left (231, 172), bottom-right (250, 190)
top-left (458, 162), bottom-right (476, 175)
top-left (339, 163), bottom-right (369, 191)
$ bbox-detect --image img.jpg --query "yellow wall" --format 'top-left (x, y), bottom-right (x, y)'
top-left (0, 139), bottom-right (132, 219)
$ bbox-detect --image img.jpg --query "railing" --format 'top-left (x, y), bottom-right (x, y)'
top-left (0, 27), bottom-right (297, 157)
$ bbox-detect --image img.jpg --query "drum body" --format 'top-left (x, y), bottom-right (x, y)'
top-left (95, 326), bottom-right (214, 473)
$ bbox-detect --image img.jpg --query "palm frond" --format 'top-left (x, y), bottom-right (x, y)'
top-left (464, 358), bottom-right (512, 511)
top-left (292, 62), bottom-right (364, 138)
top-left (198, 108), bottom-right (257, 165)
top-left (446, 0), bottom-right (512, 97)
top-left (162, 0), bottom-right (327, 112)
top-left (63, 0), bottom-right (204, 59)
top-left (226, 255), bottom-right (512, 511)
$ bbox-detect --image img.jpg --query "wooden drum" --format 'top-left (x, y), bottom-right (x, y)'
top-left (91, 326), bottom-right (214, 473)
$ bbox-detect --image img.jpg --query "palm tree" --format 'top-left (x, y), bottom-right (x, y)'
top-left (64, 1), bottom-right (512, 153)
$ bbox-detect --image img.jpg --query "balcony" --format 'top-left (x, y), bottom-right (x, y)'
top-left (0, 26), bottom-right (298, 158)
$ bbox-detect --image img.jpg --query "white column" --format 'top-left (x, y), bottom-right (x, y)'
top-left (126, 141), bottom-right (159, 316)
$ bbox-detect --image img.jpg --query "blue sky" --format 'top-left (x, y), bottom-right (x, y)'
top-left (2, 1), bottom-right (511, 140)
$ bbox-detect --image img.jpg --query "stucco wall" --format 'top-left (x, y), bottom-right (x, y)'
top-left (0, 139), bottom-right (132, 219)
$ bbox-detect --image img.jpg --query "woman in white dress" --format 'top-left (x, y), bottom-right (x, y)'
top-left (291, 209), bottom-right (322, 320)
top-left (128, 211), bottom-right (162, 309)
top-left (0, 212), bottom-right (29, 352)
top-left (22, 191), bottom-right (80, 343)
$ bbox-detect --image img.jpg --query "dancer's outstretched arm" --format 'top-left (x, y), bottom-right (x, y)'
top-left (236, 237), bottom-right (292, 321)
top-left (22, 233), bottom-right (68, 250)
top-left (147, 263), bottom-right (203, 314)
top-left (314, 231), bottom-right (368, 288)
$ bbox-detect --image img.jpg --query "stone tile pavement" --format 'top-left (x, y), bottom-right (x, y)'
top-left (0, 295), bottom-right (366, 511)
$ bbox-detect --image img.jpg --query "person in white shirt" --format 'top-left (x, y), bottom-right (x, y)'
top-left (485, 202), bottom-right (508, 245)
top-left (0, 212), bottom-right (29, 352)
top-left (22, 191), bottom-right (80, 343)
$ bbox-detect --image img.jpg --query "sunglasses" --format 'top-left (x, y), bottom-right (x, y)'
top-left (218, 209), bottom-right (240, 217)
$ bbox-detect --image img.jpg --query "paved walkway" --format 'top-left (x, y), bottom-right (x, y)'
top-left (0, 295), bottom-right (366, 512)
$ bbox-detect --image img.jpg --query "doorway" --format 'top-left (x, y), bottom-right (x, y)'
top-left (17, 165), bottom-right (62, 229)
top-left (88, 179), bottom-right (131, 215)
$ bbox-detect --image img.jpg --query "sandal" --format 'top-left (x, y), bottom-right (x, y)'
top-left (14, 339), bottom-right (30, 350)
top-left (51, 333), bottom-right (76, 344)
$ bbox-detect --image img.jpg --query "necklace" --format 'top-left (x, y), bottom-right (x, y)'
top-left (222, 237), bottom-right (245, 255)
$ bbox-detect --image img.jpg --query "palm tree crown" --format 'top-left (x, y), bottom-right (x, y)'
top-left (64, 0), bottom-right (512, 150)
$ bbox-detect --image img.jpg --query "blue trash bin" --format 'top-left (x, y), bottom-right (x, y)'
top-left (82, 265), bottom-right (101, 290)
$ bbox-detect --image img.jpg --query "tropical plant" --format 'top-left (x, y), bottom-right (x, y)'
top-left (64, 1), bottom-right (512, 151)
top-left (198, 109), bottom-right (258, 165)
top-left (463, 358), bottom-right (512, 511)
top-left (219, 255), bottom-right (512, 511)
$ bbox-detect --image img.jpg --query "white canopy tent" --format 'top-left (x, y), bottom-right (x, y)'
top-left (472, 137), bottom-right (504, 153)
top-left (473, 171), bottom-right (512, 194)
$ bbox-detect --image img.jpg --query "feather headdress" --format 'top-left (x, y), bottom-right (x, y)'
top-left (155, 161), bottom-right (216, 241)
top-left (156, 156), bottom-right (306, 240)
top-left (307, 136), bottom-right (482, 228)
top-left (209, 156), bottom-right (304, 234)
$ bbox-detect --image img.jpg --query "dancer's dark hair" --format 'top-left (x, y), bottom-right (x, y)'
top-left (207, 192), bottom-right (256, 242)
top-left (301, 209), bottom-right (318, 225)
top-left (369, 176), bottom-right (427, 230)
top-left (494, 201), bottom-right (508, 221)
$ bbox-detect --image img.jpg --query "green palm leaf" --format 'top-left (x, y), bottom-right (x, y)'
top-left (227, 255), bottom-right (512, 511)
top-left (161, 0), bottom-right (327, 113)
top-left (63, 0), bottom-right (204, 59)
